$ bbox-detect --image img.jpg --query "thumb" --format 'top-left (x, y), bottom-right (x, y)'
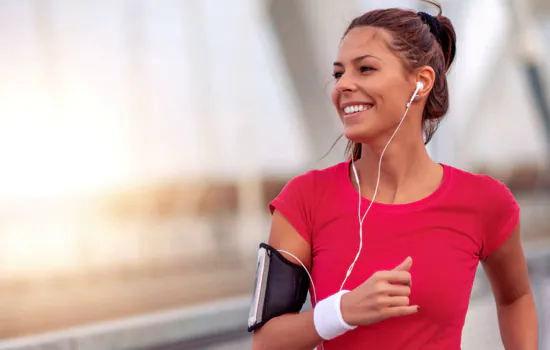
top-left (392, 256), bottom-right (412, 271)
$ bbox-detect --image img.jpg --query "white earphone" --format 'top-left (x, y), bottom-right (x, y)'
top-left (279, 80), bottom-right (425, 300)
top-left (276, 81), bottom-right (425, 349)
top-left (341, 81), bottom-right (424, 291)
top-left (411, 81), bottom-right (424, 103)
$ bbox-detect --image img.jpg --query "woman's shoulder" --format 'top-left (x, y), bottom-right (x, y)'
top-left (444, 165), bottom-right (521, 258)
top-left (443, 164), bottom-right (517, 206)
top-left (268, 161), bottom-right (350, 241)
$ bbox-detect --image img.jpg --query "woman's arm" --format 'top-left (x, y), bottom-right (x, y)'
top-left (252, 210), bottom-right (324, 350)
top-left (481, 223), bottom-right (538, 350)
top-left (251, 211), bottom-right (418, 349)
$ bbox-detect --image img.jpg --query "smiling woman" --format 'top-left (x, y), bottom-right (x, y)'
top-left (250, 2), bottom-right (538, 350)
top-left (332, 8), bottom-right (456, 159)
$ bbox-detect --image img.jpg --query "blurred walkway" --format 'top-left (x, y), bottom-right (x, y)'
top-left (0, 259), bottom-right (255, 339)
top-left (0, 194), bottom-right (547, 346)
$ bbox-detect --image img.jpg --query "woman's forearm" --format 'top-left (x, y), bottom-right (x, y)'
top-left (252, 310), bottom-right (323, 350)
top-left (496, 291), bottom-right (538, 350)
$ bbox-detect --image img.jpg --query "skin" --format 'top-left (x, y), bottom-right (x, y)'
top-left (482, 222), bottom-right (538, 350)
top-left (331, 27), bottom-right (442, 205)
top-left (252, 26), bottom-right (538, 350)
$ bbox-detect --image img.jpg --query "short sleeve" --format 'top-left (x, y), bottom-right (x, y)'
top-left (268, 171), bottom-right (317, 245)
top-left (479, 177), bottom-right (520, 260)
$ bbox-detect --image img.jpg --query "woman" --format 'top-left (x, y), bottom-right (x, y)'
top-left (250, 3), bottom-right (538, 350)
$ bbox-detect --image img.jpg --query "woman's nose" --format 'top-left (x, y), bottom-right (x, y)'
top-left (334, 73), bottom-right (358, 93)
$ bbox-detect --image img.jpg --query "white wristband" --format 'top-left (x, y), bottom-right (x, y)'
top-left (313, 290), bottom-right (357, 340)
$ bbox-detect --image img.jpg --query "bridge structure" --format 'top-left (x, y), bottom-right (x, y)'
top-left (0, 0), bottom-right (548, 349)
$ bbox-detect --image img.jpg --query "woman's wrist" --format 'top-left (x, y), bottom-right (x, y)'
top-left (340, 290), bottom-right (356, 326)
top-left (313, 290), bottom-right (357, 340)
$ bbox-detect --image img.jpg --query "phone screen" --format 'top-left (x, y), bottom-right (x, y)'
top-left (248, 247), bottom-right (269, 328)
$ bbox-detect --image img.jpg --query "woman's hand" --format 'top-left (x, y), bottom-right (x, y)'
top-left (340, 257), bottom-right (419, 326)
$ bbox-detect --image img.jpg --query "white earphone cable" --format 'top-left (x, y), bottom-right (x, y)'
top-left (275, 83), bottom-right (422, 348)
top-left (340, 83), bottom-right (421, 291)
top-left (277, 249), bottom-right (318, 305)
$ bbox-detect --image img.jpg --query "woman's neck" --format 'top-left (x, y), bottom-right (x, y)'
top-left (352, 136), bottom-right (440, 204)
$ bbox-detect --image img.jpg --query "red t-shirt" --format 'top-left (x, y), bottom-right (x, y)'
top-left (269, 161), bottom-right (519, 350)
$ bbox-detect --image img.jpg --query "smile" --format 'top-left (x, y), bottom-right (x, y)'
top-left (342, 104), bottom-right (373, 117)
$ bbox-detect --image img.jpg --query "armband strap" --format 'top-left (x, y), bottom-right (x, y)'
top-left (247, 243), bottom-right (310, 332)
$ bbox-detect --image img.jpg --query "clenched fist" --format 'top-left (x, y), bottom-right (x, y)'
top-left (341, 257), bottom-right (419, 327)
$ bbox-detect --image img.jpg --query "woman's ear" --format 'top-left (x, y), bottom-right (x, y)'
top-left (416, 66), bottom-right (436, 98)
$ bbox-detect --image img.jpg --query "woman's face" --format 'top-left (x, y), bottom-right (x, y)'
top-left (331, 26), bottom-right (418, 144)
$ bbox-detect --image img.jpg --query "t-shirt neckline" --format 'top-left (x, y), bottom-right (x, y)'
top-left (342, 160), bottom-right (452, 212)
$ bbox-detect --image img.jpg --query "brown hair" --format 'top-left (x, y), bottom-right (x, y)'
top-left (342, 1), bottom-right (457, 160)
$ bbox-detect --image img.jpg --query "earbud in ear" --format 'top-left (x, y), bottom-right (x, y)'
top-left (407, 81), bottom-right (425, 108)
top-left (413, 81), bottom-right (424, 101)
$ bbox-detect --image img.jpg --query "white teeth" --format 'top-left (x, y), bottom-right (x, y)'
top-left (344, 104), bottom-right (371, 114)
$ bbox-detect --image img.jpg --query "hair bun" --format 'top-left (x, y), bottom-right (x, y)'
top-left (418, 11), bottom-right (455, 71)
top-left (418, 12), bottom-right (441, 37)
top-left (436, 15), bottom-right (457, 71)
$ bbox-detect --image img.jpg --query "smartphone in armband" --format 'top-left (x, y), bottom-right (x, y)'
top-left (248, 246), bottom-right (270, 329)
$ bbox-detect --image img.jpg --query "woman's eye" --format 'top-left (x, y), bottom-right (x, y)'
top-left (332, 72), bottom-right (343, 79)
top-left (360, 66), bottom-right (374, 73)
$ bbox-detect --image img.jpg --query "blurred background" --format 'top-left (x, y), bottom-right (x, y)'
top-left (0, 0), bottom-right (549, 349)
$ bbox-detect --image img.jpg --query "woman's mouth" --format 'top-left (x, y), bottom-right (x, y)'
top-left (342, 103), bottom-right (374, 119)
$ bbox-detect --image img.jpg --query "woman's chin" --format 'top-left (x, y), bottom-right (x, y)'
top-left (343, 127), bottom-right (372, 143)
